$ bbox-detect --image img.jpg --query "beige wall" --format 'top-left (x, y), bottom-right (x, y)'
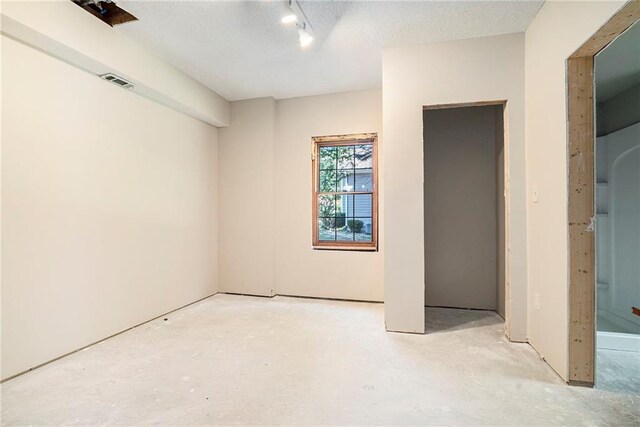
top-left (218, 98), bottom-right (276, 296)
top-left (1, 1), bottom-right (229, 127)
top-left (275, 90), bottom-right (384, 301)
top-left (3, 0), bottom-right (630, 386)
top-left (524, 0), bottom-right (626, 381)
top-left (218, 90), bottom-right (383, 302)
top-left (1, 36), bottom-right (219, 380)
top-left (423, 105), bottom-right (504, 312)
top-left (382, 33), bottom-right (527, 336)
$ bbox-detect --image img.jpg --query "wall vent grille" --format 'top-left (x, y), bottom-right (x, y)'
top-left (99, 73), bottom-right (134, 89)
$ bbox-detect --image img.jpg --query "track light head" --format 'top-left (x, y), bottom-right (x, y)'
top-left (281, 13), bottom-right (297, 24)
top-left (281, 0), bottom-right (313, 49)
top-left (298, 28), bottom-right (313, 48)
top-left (281, 0), bottom-right (297, 24)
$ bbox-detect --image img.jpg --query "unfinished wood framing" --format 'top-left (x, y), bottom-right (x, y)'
top-left (567, 55), bottom-right (596, 385)
top-left (571, 1), bottom-right (640, 58)
top-left (423, 100), bottom-right (508, 111)
top-left (566, 0), bottom-right (639, 386)
top-left (311, 133), bottom-right (378, 251)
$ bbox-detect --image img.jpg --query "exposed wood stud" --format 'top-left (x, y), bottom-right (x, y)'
top-left (567, 55), bottom-right (595, 386)
top-left (423, 100), bottom-right (507, 111)
top-left (570, 1), bottom-right (640, 58)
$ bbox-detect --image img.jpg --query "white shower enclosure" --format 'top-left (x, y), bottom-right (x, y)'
top-left (595, 122), bottom-right (640, 352)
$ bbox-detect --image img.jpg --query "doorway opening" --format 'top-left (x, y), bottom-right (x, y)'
top-left (593, 19), bottom-right (640, 393)
top-left (566, 0), bottom-right (639, 387)
top-left (423, 103), bottom-right (507, 330)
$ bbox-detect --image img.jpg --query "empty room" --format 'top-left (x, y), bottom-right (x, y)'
top-left (1, 0), bottom-right (639, 425)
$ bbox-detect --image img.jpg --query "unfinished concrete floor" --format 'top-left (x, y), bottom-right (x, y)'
top-left (596, 348), bottom-right (640, 395)
top-left (1, 294), bottom-right (638, 425)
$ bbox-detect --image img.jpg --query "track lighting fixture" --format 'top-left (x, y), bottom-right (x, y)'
top-left (281, 0), bottom-right (297, 24)
top-left (281, 0), bottom-right (313, 48)
top-left (297, 24), bottom-right (313, 48)
top-left (281, 14), bottom-right (297, 24)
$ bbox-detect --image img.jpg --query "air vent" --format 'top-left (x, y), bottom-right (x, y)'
top-left (100, 73), bottom-right (134, 89)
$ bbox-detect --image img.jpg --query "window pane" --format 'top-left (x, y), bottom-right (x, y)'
top-left (355, 144), bottom-right (373, 169)
top-left (318, 218), bottom-right (336, 241)
top-left (353, 217), bottom-right (373, 242)
top-left (339, 194), bottom-right (354, 217)
top-left (320, 146), bottom-right (337, 170)
top-left (336, 227), bottom-right (354, 242)
top-left (337, 146), bottom-right (354, 169)
top-left (320, 170), bottom-right (337, 192)
top-left (313, 136), bottom-right (377, 249)
top-left (318, 195), bottom-right (336, 217)
top-left (337, 170), bottom-right (355, 192)
top-left (354, 194), bottom-right (372, 218)
top-left (335, 211), bottom-right (347, 229)
top-left (354, 169), bottom-right (373, 192)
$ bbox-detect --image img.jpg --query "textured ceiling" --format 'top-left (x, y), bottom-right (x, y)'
top-left (118, 0), bottom-right (544, 101)
top-left (595, 20), bottom-right (640, 102)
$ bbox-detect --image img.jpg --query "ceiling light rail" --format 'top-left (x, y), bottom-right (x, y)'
top-left (280, 0), bottom-right (313, 48)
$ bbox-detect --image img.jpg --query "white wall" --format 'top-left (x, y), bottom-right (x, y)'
top-left (218, 98), bottom-right (276, 296)
top-left (382, 33), bottom-right (527, 337)
top-left (217, 90), bottom-right (383, 302)
top-left (524, 0), bottom-right (625, 381)
top-left (1, 36), bottom-right (219, 380)
top-left (275, 90), bottom-right (384, 302)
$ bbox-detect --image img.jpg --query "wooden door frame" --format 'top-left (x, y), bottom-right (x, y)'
top-left (567, 0), bottom-right (640, 386)
top-left (422, 100), bottom-right (513, 339)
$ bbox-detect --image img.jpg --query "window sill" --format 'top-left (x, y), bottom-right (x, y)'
top-left (313, 245), bottom-right (378, 252)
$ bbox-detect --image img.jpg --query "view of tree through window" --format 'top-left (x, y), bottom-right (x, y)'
top-left (312, 134), bottom-right (377, 249)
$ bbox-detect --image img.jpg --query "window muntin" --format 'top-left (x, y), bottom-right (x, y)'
top-left (312, 134), bottom-right (378, 250)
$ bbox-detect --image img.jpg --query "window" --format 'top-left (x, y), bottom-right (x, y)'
top-left (312, 133), bottom-right (378, 250)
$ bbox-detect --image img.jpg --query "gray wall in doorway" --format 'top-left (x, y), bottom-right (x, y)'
top-left (423, 105), bottom-right (505, 314)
